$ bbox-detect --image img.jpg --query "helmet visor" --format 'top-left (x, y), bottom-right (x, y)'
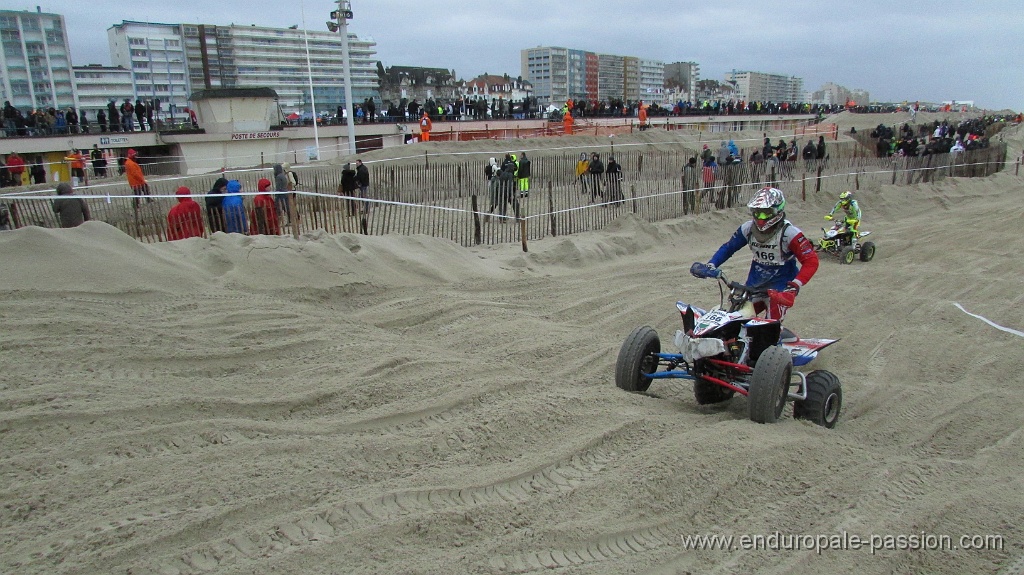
top-left (751, 208), bottom-right (782, 231)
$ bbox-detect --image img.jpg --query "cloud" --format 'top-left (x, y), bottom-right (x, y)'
top-left (56, 0), bottom-right (1022, 110)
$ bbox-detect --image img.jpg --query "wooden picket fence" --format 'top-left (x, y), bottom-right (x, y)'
top-left (1, 142), bottom-right (1007, 249)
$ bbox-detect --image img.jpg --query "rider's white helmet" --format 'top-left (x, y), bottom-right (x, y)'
top-left (747, 187), bottom-right (787, 233)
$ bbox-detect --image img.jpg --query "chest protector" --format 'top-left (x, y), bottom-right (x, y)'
top-left (747, 223), bottom-right (789, 267)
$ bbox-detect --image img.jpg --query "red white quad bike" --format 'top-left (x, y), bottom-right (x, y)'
top-left (615, 273), bottom-right (843, 427)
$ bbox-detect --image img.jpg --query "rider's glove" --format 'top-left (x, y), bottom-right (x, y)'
top-left (824, 214), bottom-right (833, 221)
top-left (689, 262), bottom-right (719, 278)
top-left (768, 281), bottom-right (800, 308)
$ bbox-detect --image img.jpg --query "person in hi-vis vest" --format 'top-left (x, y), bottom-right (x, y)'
top-left (419, 111), bottom-right (432, 142)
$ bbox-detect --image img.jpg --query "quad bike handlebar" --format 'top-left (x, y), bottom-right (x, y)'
top-left (701, 271), bottom-right (772, 313)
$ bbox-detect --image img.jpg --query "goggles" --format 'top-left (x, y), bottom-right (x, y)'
top-left (751, 209), bottom-right (776, 220)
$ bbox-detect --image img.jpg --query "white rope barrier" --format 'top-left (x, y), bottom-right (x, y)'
top-left (954, 303), bottom-right (1024, 338)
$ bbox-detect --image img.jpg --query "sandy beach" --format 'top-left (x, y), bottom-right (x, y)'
top-left (1, 112), bottom-right (1022, 575)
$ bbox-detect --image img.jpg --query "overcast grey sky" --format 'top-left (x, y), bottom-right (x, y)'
top-left (33, 0), bottom-right (1024, 111)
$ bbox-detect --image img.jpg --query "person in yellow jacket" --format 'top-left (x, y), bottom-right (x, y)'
top-left (419, 111), bottom-right (432, 142)
top-left (575, 152), bottom-right (589, 196)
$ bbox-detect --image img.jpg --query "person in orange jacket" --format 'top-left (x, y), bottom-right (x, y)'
top-left (249, 177), bottom-right (281, 235)
top-left (166, 186), bottom-right (204, 240)
top-left (124, 148), bottom-right (150, 205)
top-left (563, 110), bottom-right (574, 135)
top-left (64, 148), bottom-right (86, 183)
top-left (419, 111), bottom-right (432, 141)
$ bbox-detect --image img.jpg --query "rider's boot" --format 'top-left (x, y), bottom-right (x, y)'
top-left (779, 327), bottom-right (798, 343)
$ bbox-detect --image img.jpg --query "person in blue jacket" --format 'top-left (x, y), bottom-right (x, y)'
top-left (222, 179), bottom-right (248, 234)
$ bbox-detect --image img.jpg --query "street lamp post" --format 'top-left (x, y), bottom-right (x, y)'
top-left (328, 1), bottom-right (356, 156)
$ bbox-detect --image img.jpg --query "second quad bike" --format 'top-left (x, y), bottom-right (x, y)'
top-left (614, 273), bottom-right (842, 428)
top-left (817, 219), bottom-right (875, 264)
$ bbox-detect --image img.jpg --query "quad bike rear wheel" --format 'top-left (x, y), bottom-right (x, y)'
top-left (859, 241), bottom-right (876, 262)
top-left (615, 326), bottom-right (660, 392)
top-left (747, 345), bottom-right (792, 424)
top-left (793, 370), bottom-right (842, 428)
top-left (840, 246), bottom-right (856, 264)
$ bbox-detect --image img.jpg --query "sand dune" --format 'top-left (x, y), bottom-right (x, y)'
top-left (1, 115), bottom-right (1022, 575)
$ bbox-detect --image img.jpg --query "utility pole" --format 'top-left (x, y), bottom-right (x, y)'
top-left (328, 1), bottom-right (357, 155)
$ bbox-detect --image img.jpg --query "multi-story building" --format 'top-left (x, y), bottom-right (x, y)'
top-left (664, 61), bottom-right (700, 100)
top-left (0, 8), bottom-right (75, 112)
top-left (637, 58), bottom-right (666, 105)
top-left (461, 74), bottom-right (532, 104)
top-left (72, 64), bottom-right (134, 119)
top-left (377, 65), bottom-right (459, 110)
top-left (108, 21), bottom-right (191, 120)
top-left (597, 54), bottom-right (625, 103)
top-left (179, 23), bottom-right (378, 115)
top-left (725, 70), bottom-right (804, 103)
top-left (523, 46), bottom-right (663, 108)
top-left (104, 20), bottom-right (378, 119)
top-left (812, 82), bottom-right (870, 107)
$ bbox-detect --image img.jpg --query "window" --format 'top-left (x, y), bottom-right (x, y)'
top-left (131, 49), bottom-right (147, 57)
top-left (1, 29), bottom-right (20, 42)
top-left (129, 37), bottom-right (146, 46)
top-left (46, 30), bottom-right (64, 44)
top-left (0, 16), bottom-right (17, 29)
top-left (165, 39), bottom-right (179, 47)
top-left (22, 18), bottom-right (40, 31)
top-left (133, 61), bottom-right (149, 69)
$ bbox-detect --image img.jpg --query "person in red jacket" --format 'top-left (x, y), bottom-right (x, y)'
top-left (249, 177), bottom-right (281, 235)
top-left (6, 152), bottom-right (25, 185)
top-left (166, 186), bottom-right (204, 240)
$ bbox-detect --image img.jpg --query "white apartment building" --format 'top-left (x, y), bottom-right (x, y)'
top-left (0, 8), bottom-right (75, 112)
top-left (104, 21), bottom-right (377, 119)
top-left (108, 21), bottom-right (192, 120)
top-left (725, 71), bottom-right (804, 103)
top-left (637, 58), bottom-right (666, 105)
top-left (72, 64), bottom-right (134, 119)
top-left (181, 23), bottom-right (378, 115)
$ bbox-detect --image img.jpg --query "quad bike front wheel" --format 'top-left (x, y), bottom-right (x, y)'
top-left (840, 246), bottom-right (856, 264)
top-left (793, 370), bottom-right (842, 428)
top-left (859, 241), bottom-right (876, 262)
top-left (748, 345), bottom-right (792, 424)
top-left (693, 360), bottom-right (736, 405)
top-left (615, 326), bottom-right (660, 392)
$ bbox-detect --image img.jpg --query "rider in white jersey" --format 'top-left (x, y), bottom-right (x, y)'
top-left (690, 186), bottom-right (819, 321)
